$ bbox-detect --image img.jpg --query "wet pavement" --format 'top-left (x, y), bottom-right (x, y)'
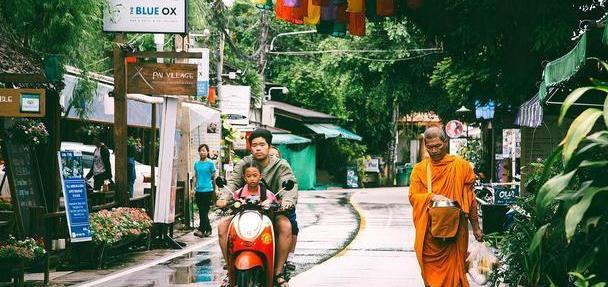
top-left (45, 190), bottom-right (359, 287)
top-left (290, 187), bottom-right (483, 287)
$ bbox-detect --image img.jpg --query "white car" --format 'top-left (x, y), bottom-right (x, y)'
top-left (61, 142), bottom-right (157, 197)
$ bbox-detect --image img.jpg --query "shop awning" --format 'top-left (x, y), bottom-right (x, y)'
top-left (272, 134), bottom-right (312, 145)
top-left (304, 123), bottom-right (362, 141)
top-left (515, 93), bottom-right (544, 128)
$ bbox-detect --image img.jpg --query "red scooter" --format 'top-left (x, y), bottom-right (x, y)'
top-left (216, 178), bottom-right (295, 287)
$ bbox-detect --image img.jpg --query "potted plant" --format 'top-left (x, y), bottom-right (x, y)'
top-left (87, 207), bottom-right (152, 267)
top-left (6, 119), bottom-right (49, 147)
top-left (0, 236), bottom-right (45, 282)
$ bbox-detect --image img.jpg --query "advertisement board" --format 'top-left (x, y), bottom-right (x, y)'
top-left (103, 0), bottom-right (187, 33)
top-left (189, 48), bottom-right (210, 99)
top-left (58, 151), bottom-right (92, 242)
top-left (219, 85), bottom-right (251, 126)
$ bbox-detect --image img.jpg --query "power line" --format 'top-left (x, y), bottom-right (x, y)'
top-left (267, 47), bottom-right (442, 55)
top-left (350, 51), bottom-right (442, 62)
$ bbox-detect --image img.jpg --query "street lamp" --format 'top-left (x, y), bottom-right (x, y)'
top-left (265, 87), bottom-right (289, 101)
top-left (261, 87), bottom-right (289, 126)
top-left (456, 105), bottom-right (471, 138)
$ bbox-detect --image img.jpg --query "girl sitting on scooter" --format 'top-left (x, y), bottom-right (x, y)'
top-left (234, 162), bottom-right (277, 208)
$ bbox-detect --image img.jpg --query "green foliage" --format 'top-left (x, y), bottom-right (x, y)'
top-left (457, 138), bottom-right (482, 168)
top-left (0, 0), bottom-right (111, 119)
top-left (406, 0), bottom-right (606, 108)
top-left (492, 61), bottom-right (608, 286)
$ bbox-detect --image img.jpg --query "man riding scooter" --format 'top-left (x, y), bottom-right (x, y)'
top-left (217, 128), bottom-right (298, 287)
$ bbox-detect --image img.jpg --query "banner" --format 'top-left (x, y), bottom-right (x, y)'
top-left (58, 151), bottom-right (92, 242)
top-left (219, 85), bottom-right (251, 125)
top-left (154, 98), bottom-right (179, 223)
top-left (103, 0), bottom-right (187, 33)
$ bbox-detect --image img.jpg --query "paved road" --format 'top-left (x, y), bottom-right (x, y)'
top-left (37, 187), bottom-right (483, 287)
top-left (65, 190), bottom-right (358, 287)
top-left (290, 187), bottom-right (425, 286)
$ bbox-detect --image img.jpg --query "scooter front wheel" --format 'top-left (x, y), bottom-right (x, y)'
top-left (236, 267), bottom-right (264, 287)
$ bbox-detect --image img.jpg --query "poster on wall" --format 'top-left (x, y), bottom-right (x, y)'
top-left (189, 104), bottom-right (222, 171)
top-left (58, 151), bottom-right (92, 242)
top-left (219, 85), bottom-right (251, 125)
top-left (103, 0), bottom-right (187, 33)
top-left (449, 138), bottom-right (468, 155)
top-left (502, 129), bottom-right (521, 158)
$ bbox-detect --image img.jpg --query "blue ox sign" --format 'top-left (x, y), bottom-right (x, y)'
top-left (103, 0), bottom-right (187, 33)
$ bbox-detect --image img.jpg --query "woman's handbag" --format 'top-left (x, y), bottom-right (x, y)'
top-left (427, 163), bottom-right (462, 241)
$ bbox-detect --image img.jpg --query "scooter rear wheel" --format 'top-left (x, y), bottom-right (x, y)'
top-left (236, 267), bottom-right (264, 287)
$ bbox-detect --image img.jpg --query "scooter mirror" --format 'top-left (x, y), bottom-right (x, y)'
top-left (215, 177), bottom-right (226, 188)
top-left (282, 180), bottom-right (295, 191)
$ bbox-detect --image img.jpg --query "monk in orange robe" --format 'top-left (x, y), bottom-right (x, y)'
top-left (409, 127), bottom-right (484, 287)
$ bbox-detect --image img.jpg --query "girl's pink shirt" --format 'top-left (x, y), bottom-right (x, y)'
top-left (234, 185), bottom-right (277, 201)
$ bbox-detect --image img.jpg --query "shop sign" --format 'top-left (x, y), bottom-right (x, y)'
top-left (0, 88), bottom-right (45, 117)
top-left (219, 85), bottom-right (251, 126)
top-left (127, 63), bottom-right (197, 96)
top-left (445, 120), bottom-right (464, 138)
top-left (103, 0), bottom-right (187, 33)
top-left (189, 48), bottom-right (210, 99)
top-left (365, 158), bottom-right (380, 173)
top-left (494, 185), bottom-right (520, 205)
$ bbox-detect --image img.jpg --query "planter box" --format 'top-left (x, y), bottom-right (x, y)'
top-left (0, 258), bottom-right (25, 285)
top-left (71, 233), bottom-right (150, 269)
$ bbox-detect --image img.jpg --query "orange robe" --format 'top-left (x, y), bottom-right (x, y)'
top-left (408, 155), bottom-right (477, 287)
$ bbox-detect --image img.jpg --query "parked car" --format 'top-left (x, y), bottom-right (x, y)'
top-left (0, 143), bottom-right (158, 199)
top-left (61, 142), bottom-right (157, 197)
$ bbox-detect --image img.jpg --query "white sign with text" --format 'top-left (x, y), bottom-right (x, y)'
top-left (219, 85), bottom-right (251, 126)
top-left (103, 0), bottom-right (187, 33)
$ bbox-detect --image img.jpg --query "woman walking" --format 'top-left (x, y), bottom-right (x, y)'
top-left (193, 144), bottom-right (217, 237)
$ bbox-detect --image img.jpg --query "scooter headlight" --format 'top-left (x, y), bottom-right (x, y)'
top-left (237, 211), bottom-right (263, 241)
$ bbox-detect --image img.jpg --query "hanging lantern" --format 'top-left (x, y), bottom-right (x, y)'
top-left (376, 0), bottom-right (394, 16)
top-left (208, 87), bottom-right (217, 105)
top-left (304, 0), bottom-right (321, 25)
top-left (347, 0), bottom-right (364, 13)
top-left (348, 12), bottom-right (366, 36)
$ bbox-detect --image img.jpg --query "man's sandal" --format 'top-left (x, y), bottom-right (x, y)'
top-left (285, 261), bottom-right (296, 271)
top-left (274, 272), bottom-right (289, 287)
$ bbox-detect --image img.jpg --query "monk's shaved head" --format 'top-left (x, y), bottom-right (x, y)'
top-left (424, 126), bottom-right (447, 142)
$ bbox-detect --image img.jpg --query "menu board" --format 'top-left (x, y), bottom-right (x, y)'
top-left (4, 141), bottom-right (46, 236)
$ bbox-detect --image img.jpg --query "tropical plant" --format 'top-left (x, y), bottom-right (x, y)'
top-left (0, 236), bottom-right (45, 261)
top-left (89, 208), bottom-right (152, 247)
top-left (521, 60), bottom-right (608, 285)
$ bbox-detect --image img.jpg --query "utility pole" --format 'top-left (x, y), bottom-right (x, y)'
top-left (113, 33), bottom-right (129, 206)
top-left (216, 29), bottom-right (225, 99)
top-left (258, 10), bottom-right (270, 124)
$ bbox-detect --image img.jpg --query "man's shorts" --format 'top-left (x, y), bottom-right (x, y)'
top-left (286, 209), bottom-right (299, 236)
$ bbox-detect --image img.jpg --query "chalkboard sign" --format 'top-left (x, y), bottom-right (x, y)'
top-left (4, 141), bottom-right (46, 236)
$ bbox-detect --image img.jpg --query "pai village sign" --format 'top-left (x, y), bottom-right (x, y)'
top-left (127, 62), bottom-right (197, 96)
